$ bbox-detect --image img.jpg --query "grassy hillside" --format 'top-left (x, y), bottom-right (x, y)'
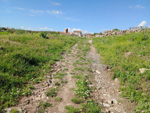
top-left (93, 31), bottom-right (150, 112)
top-left (0, 32), bottom-right (78, 111)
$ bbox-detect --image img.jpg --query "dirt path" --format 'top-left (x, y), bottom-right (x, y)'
top-left (6, 40), bottom-right (134, 113)
top-left (48, 44), bottom-right (80, 113)
top-left (88, 40), bottom-right (134, 113)
top-left (6, 44), bottom-right (80, 113)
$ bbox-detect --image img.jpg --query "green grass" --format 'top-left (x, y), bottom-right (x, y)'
top-left (72, 74), bottom-right (84, 80)
top-left (65, 105), bottom-right (80, 113)
top-left (45, 88), bottom-right (57, 97)
top-left (54, 72), bottom-right (67, 79)
top-left (55, 97), bottom-right (62, 101)
top-left (75, 78), bottom-right (90, 98)
top-left (81, 100), bottom-right (102, 113)
top-left (27, 84), bottom-right (35, 90)
top-left (74, 67), bottom-right (84, 71)
top-left (73, 60), bottom-right (85, 66)
top-left (93, 30), bottom-right (150, 112)
top-left (61, 80), bottom-right (68, 83)
top-left (0, 32), bottom-right (78, 112)
top-left (71, 97), bottom-right (83, 104)
top-left (71, 38), bottom-right (102, 113)
top-left (10, 109), bottom-right (19, 113)
top-left (55, 82), bottom-right (61, 86)
top-left (38, 101), bottom-right (52, 113)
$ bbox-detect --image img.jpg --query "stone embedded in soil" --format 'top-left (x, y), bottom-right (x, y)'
top-left (103, 103), bottom-right (110, 107)
top-left (96, 70), bottom-right (101, 74)
top-left (114, 78), bottom-right (119, 83)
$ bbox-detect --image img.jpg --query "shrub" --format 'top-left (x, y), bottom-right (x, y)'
top-left (40, 32), bottom-right (48, 39)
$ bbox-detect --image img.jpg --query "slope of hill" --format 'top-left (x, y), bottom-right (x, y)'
top-left (93, 31), bottom-right (150, 112)
top-left (0, 32), bottom-right (78, 112)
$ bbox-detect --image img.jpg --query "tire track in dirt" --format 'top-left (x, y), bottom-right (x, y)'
top-left (88, 40), bottom-right (134, 113)
top-left (48, 44), bottom-right (80, 113)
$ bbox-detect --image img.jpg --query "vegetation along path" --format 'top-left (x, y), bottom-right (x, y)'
top-left (6, 39), bottom-right (134, 113)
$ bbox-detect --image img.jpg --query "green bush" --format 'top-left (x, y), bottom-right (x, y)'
top-left (40, 32), bottom-right (48, 39)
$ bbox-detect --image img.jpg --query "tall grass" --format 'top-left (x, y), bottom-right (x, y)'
top-left (0, 32), bottom-right (78, 111)
top-left (93, 31), bottom-right (150, 112)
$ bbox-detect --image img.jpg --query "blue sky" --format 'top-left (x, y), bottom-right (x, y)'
top-left (0, 0), bottom-right (150, 33)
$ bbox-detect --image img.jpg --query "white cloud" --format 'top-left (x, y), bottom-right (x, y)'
top-left (138, 21), bottom-right (147, 27)
top-left (11, 7), bottom-right (64, 16)
top-left (20, 26), bottom-right (24, 29)
top-left (12, 7), bottom-right (25, 11)
top-left (29, 9), bottom-right (44, 14)
top-left (40, 27), bottom-right (53, 31)
top-left (12, 7), bottom-right (43, 16)
top-left (47, 10), bottom-right (63, 15)
top-left (136, 5), bottom-right (145, 9)
top-left (68, 28), bottom-right (81, 32)
top-left (129, 5), bottom-right (145, 9)
top-left (27, 14), bottom-right (35, 16)
top-left (68, 28), bottom-right (92, 34)
top-left (27, 27), bottom-right (32, 30)
top-left (51, 2), bottom-right (61, 6)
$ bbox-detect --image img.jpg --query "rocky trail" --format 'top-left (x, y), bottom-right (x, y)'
top-left (88, 40), bottom-right (134, 113)
top-left (6, 40), bottom-right (134, 113)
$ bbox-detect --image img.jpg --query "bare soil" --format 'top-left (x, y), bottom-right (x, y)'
top-left (88, 40), bottom-right (134, 113)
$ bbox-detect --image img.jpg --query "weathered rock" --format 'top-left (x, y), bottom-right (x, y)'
top-left (114, 78), bottom-right (119, 83)
top-left (103, 103), bottom-right (110, 107)
top-left (96, 70), bottom-right (101, 74)
top-left (102, 28), bottom-right (143, 37)
top-left (139, 68), bottom-right (150, 74)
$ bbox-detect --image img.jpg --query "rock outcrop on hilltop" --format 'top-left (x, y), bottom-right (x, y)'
top-left (101, 27), bottom-right (149, 37)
